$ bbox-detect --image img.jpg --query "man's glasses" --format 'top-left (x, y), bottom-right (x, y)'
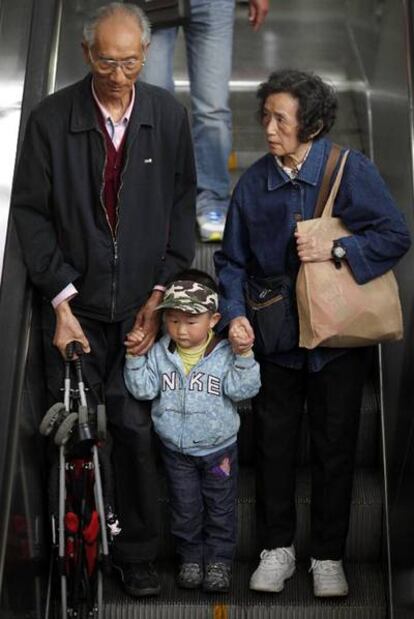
top-left (88, 49), bottom-right (143, 76)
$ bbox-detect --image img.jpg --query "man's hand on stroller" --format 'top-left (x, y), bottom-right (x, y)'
top-left (53, 300), bottom-right (91, 358)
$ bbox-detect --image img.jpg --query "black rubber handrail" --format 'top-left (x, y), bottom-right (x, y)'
top-left (0, 0), bottom-right (64, 593)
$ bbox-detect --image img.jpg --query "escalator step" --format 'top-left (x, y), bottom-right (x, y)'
top-left (96, 561), bottom-right (385, 619)
top-left (192, 240), bottom-right (220, 279)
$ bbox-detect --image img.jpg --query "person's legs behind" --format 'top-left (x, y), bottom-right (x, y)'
top-left (139, 26), bottom-right (178, 92)
top-left (185, 0), bottom-right (234, 241)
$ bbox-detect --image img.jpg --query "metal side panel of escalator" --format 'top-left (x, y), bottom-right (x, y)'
top-left (0, 1), bottom-right (67, 617)
top-left (354, 2), bottom-right (414, 618)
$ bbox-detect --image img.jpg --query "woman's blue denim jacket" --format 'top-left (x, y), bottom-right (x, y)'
top-left (214, 138), bottom-right (411, 372)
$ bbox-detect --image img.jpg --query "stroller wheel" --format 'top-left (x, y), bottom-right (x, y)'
top-left (39, 402), bottom-right (66, 436)
top-left (54, 412), bottom-right (79, 446)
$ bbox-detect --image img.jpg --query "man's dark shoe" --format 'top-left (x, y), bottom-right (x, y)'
top-left (113, 562), bottom-right (161, 597)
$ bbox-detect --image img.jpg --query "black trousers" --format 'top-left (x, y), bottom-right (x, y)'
top-left (41, 303), bottom-right (160, 564)
top-left (252, 348), bottom-right (372, 560)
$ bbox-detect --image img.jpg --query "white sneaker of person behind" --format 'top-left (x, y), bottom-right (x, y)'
top-left (249, 546), bottom-right (296, 592)
top-left (196, 206), bottom-right (227, 242)
top-left (310, 558), bottom-right (349, 597)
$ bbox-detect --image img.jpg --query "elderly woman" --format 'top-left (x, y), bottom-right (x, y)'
top-left (214, 69), bottom-right (411, 597)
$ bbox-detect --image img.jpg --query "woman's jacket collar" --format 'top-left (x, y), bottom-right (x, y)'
top-left (266, 138), bottom-right (330, 192)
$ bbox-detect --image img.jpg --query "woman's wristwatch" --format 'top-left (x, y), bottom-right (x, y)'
top-left (331, 240), bottom-right (346, 269)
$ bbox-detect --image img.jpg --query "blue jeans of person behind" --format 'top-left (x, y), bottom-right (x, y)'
top-left (161, 442), bottom-right (238, 567)
top-left (140, 0), bottom-right (235, 206)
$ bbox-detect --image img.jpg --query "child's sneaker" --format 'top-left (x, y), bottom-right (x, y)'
top-left (310, 558), bottom-right (349, 597)
top-left (203, 562), bottom-right (231, 592)
top-left (249, 546), bottom-right (296, 592)
top-left (176, 562), bottom-right (203, 589)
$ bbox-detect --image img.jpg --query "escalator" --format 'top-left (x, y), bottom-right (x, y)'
top-left (1, 1), bottom-right (414, 617)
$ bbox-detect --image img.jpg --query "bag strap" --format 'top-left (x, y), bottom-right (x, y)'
top-left (313, 143), bottom-right (342, 218)
top-left (321, 149), bottom-right (350, 218)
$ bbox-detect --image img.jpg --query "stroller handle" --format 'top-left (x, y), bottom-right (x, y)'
top-left (65, 341), bottom-right (84, 360)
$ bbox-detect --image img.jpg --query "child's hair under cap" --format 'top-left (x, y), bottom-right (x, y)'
top-left (155, 280), bottom-right (219, 314)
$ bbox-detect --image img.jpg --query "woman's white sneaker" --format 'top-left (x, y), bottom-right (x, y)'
top-left (310, 558), bottom-right (349, 597)
top-left (249, 546), bottom-right (296, 592)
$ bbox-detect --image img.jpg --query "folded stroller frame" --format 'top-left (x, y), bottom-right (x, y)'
top-left (40, 342), bottom-right (121, 618)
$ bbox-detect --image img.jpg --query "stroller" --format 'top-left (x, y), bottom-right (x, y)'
top-left (40, 342), bottom-right (121, 618)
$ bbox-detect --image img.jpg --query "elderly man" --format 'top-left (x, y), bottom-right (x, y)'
top-left (12, 3), bottom-right (196, 597)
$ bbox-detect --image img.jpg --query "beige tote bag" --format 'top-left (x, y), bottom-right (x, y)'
top-left (296, 150), bottom-right (403, 349)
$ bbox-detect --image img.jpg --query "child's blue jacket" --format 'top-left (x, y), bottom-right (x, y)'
top-left (124, 335), bottom-right (261, 456)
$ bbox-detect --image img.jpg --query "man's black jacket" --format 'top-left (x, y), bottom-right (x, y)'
top-left (12, 75), bottom-right (196, 322)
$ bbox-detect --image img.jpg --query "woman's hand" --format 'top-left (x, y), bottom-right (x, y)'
top-left (229, 316), bottom-right (255, 354)
top-left (295, 231), bottom-right (332, 262)
top-left (124, 290), bottom-right (162, 356)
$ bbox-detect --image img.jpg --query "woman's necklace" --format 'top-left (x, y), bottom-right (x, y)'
top-left (283, 143), bottom-right (312, 176)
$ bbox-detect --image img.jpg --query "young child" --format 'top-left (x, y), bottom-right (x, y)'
top-left (124, 269), bottom-right (260, 593)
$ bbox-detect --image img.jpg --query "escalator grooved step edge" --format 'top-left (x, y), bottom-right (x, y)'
top-left (192, 242), bottom-right (219, 280)
top-left (86, 561), bottom-right (385, 619)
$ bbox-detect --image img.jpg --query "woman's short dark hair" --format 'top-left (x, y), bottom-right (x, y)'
top-left (257, 69), bottom-right (337, 142)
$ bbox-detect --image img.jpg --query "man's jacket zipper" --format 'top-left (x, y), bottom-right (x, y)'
top-left (97, 128), bottom-right (128, 321)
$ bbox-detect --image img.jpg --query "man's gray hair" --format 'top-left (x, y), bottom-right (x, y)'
top-left (83, 2), bottom-right (151, 48)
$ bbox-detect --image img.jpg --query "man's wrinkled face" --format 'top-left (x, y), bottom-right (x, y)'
top-left (83, 12), bottom-right (147, 101)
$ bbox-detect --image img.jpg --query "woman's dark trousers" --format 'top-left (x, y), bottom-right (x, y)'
top-left (252, 348), bottom-right (372, 560)
top-left (41, 303), bottom-right (160, 565)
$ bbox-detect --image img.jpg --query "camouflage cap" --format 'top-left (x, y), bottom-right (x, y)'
top-left (155, 280), bottom-right (219, 314)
